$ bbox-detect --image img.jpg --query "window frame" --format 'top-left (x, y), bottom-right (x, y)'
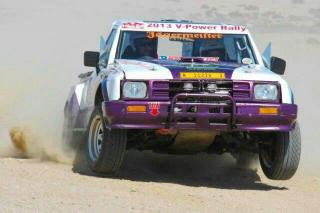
top-left (99, 29), bottom-right (117, 68)
top-left (115, 31), bottom-right (258, 64)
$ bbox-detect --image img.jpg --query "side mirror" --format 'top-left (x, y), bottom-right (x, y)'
top-left (270, 56), bottom-right (286, 75)
top-left (84, 51), bottom-right (100, 67)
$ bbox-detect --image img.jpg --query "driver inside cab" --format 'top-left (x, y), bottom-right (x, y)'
top-left (134, 37), bottom-right (157, 58)
top-left (121, 32), bottom-right (158, 59)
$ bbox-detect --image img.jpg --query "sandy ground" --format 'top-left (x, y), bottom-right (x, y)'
top-left (1, 0), bottom-right (320, 212)
top-left (0, 152), bottom-right (320, 213)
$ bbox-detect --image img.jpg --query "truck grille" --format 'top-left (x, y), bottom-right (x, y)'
top-left (232, 81), bottom-right (251, 100)
top-left (151, 80), bottom-right (252, 101)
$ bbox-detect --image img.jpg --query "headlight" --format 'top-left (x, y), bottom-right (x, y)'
top-left (123, 82), bottom-right (147, 98)
top-left (254, 84), bottom-right (278, 100)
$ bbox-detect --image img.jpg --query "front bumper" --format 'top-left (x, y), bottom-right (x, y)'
top-left (102, 93), bottom-right (297, 132)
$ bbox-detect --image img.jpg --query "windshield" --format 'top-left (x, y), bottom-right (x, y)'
top-left (116, 31), bottom-right (256, 64)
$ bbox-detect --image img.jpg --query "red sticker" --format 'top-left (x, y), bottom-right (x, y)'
top-left (122, 22), bottom-right (144, 29)
top-left (148, 102), bottom-right (160, 117)
top-left (203, 57), bottom-right (220, 62)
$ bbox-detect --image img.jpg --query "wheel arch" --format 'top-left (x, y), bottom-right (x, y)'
top-left (95, 79), bottom-right (109, 106)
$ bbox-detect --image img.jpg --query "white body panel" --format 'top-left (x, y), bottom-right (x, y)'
top-left (231, 65), bottom-right (292, 103)
top-left (115, 59), bottom-right (173, 79)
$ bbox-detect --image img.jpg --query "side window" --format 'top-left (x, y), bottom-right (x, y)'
top-left (118, 33), bottom-right (132, 59)
top-left (99, 29), bottom-right (117, 68)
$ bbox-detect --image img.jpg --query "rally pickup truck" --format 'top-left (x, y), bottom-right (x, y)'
top-left (64, 20), bottom-right (300, 180)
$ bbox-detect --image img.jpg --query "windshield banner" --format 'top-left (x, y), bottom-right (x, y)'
top-left (121, 22), bottom-right (247, 33)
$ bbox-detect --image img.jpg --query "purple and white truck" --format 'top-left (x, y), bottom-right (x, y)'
top-left (64, 20), bottom-right (300, 180)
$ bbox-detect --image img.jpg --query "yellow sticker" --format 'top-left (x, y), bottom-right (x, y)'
top-left (180, 72), bottom-right (225, 79)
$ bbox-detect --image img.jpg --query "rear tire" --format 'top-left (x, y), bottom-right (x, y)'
top-left (85, 107), bottom-right (127, 175)
top-left (259, 122), bottom-right (301, 180)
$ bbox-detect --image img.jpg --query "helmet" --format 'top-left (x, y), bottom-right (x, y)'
top-left (129, 32), bottom-right (157, 58)
top-left (129, 32), bottom-right (154, 48)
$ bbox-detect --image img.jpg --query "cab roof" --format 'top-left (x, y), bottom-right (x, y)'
top-left (112, 19), bottom-right (249, 34)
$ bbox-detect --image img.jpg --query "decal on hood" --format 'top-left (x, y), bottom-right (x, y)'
top-left (147, 60), bottom-right (240, 79)
top-left (184, 64), bottom-right (219, 71)
top-left (115, 59), bottom-right (241, 80)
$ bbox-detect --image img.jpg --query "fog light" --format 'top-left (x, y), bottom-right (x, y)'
top-left (174, 107), bottom-right (182, 113)
top-left (207, 83), bottom-right (217, 92)
top-left (183, 82), bottom-right (193, 91)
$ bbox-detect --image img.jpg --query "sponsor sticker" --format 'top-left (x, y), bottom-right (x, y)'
top-left (158, 56), bottom-right (219, 62)
top-left (159, 56), bottom-right (168, 60)
top-left (148, 102), bottom-right (160, 117)
top-left (122, 22), bottom-right (145, 29)
top-left (186, 64), bottom-right (219, 71)
top-left (145, 23), bottom-right (246, 32)
top-left (147, 32), bottom-right (223, 40)
top-left (203, 57), bottom-right (220, 62)
top-left (158, 56), bottom-right (182, 61)
top-left (180, 72), bottom-right (225, 79)
top-left (242, 57), bottom-right (252, 65)
top-left (168, 56), bottom-right (182, 61)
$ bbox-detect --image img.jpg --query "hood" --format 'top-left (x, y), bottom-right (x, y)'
top-left (115, 59), bottom-right (242, 80)
top-left (114, 59), bottom-right (283, 82)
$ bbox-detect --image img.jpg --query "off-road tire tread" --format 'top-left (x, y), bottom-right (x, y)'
top-left (88, 107), bottom-right (127, 175)
top-left (260, 123), bottom-right (301, 180)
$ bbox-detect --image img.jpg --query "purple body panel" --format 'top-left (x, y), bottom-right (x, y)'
top-left (102, 100), bottom-right (297, 132)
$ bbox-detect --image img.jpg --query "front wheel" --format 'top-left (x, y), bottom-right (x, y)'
top-left (86, 107), bottom-right (127, 175)
top-left (259, 122), bottom-right (301, 180)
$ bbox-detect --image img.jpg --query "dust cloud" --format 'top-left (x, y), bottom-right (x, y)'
top-left (8, 126), bottom-right (73, 164)
top-left (0, 108), bottom-right (74, 164)
top-left (0, 63), bottom-right (76, 163)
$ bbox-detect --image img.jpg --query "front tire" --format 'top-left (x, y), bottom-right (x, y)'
top-left (259, 122), bottom-right (301, 180)
top-left (86, 107), bottom-right (127, 175)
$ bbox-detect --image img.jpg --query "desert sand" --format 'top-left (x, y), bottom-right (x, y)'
top-left (0, 152), bottom-right (320, 212)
